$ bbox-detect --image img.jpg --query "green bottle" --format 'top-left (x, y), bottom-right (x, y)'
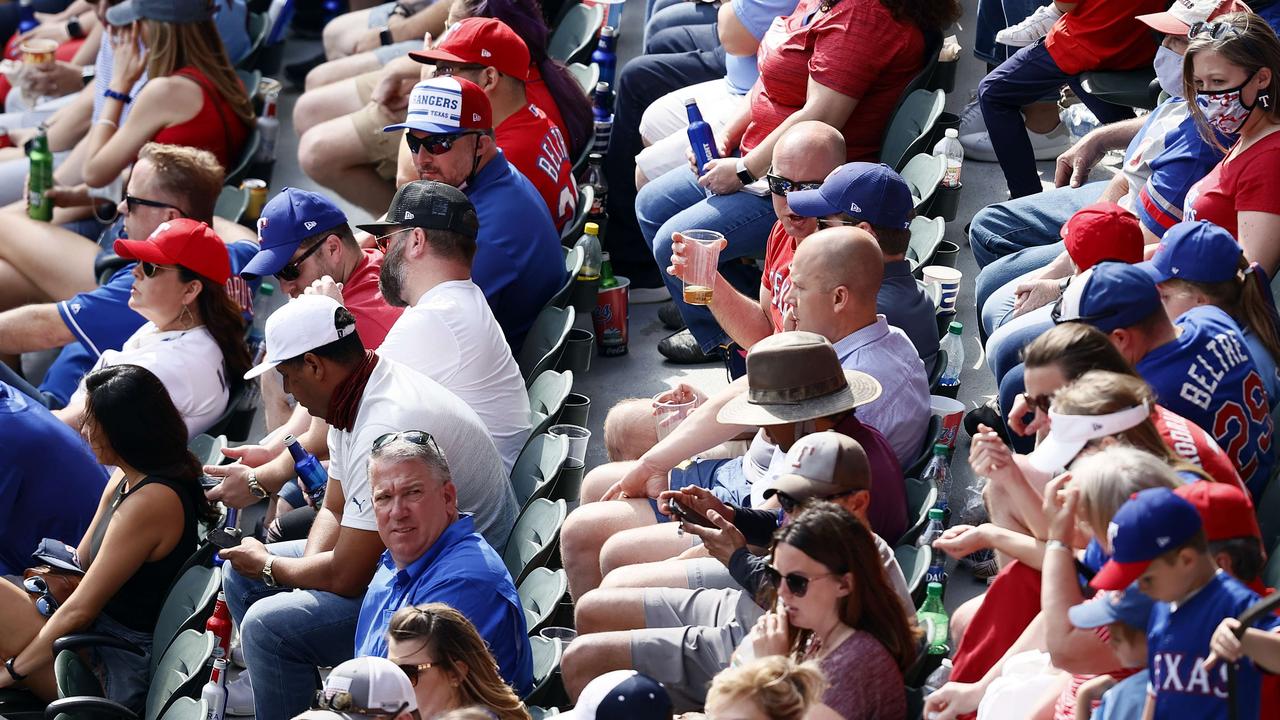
top-left (27, 128), bottom-right (53, 222)
top-left (917, 581), bottom-right (950, 655)
top-left (599, 251), bottom-right (618, 289)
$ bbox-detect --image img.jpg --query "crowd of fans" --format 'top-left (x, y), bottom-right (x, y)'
top-left (5, 0), bottom-right (1280, 718)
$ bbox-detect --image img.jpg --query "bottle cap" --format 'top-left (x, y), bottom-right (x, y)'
top-left (684, 98), bottom-right (697, 106)
top-left (595, 81), bottom-right (610, 93)
top-left (948, 321), bottom-right (963, 335)
top-left (585, 222), bottom-right (600, 235)
top-left (926, 581), bottom-right (944, 595)
top-left (601, 25), bottom-right (615, 37)
top-left (932, 443), bottom-right (949, 455)
top-left (260, 282), bottom-right (275, 296)
top-left (589, 152), bottom-right (604, 161)
top-left (927, 508), bottom-right (945, 521)
top-left (283, 433), bottom-right (299, 446)
top-left (602, 251), bottom-right (611, 261)
top-left (944, 128), bottom-right (958, 138)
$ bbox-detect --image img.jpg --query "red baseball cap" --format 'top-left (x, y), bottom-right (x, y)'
top-left (410, 17), bottom-right (530, 81)
top-left (1174, 481), bottom-right (1261, 542)
top-left (1137, 0), bottom-right (1251, 36)
top-left (1060, 201), bottom-right (1144, 272)
top-left (114, 218), bottom-right (231, 284)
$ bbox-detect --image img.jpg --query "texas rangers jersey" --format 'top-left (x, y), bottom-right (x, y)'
top-left (1147, 571), bottom-right (1280, 720)
top-left (1119, 97), bottom-right (1226, 237)
top-left (1137, 306), bottom-right (1275, 497)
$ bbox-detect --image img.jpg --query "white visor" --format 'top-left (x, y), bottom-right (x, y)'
top-left (1027, 402), bottom-right (1152, 474)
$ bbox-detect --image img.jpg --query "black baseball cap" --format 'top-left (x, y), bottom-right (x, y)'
top-left (356, 181), bottom-right (479, 239)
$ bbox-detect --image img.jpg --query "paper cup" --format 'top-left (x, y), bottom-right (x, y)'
top-left (923, 265), bottom-right (963, 315)
top-left (930, 395), bottom-right (966, 449)
top-left (592, 276), bottom-right (630, 356)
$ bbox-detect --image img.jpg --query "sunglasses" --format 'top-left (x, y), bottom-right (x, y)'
top-left (314, 690), bottom-right (408, 718)
top-left (766, 172), bottom-right (823, 196)
top-left (373, 429), bottom-right (441, 453)
top-left (397, 661), bottom-right (440, 687)
top-left (763, 564), bottom-right (837, 598)
top-left (125, 194), bottom-right (186, 216)
top-left (817, 217), bottom-right (862, 229)
top-left (373, 227), bottom-right (413, 253)
top-left (23, 576), bottom-right (59, 617)
top-left (1188, 20), bottom-right (1242, 40)
top-left (775, 490), bottom-right (855, 515)
top-left (139, 261), bottom-right (178, 278)
top-left (1022, 392), bottom-right (1053, 413)
top-left (404, 130), bottom-right (482, 156)
top-left (275, 240), bottom-right (327, 282)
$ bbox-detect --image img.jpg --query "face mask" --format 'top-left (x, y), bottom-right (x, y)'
top-left (1197, 71), bottom-right (1260, 135)
top-left (1154, 45), bottom-right (1184, 99)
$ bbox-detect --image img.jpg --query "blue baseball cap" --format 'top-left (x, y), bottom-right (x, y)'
top-left (560, 671), bottom-right (672, 720)
top-left (1052, 261), bottom-right (1164, 333)
top-left (786, 162), bottom-right (913, 230)
top-left (1091, 487), bottom-right (1203, 590)
top-left (1068, 584), bottom-right (1156, 631)
top-left (241, 188), bottom-right (349, 278)
top-left (1137, 220), bottom-right (1244, 284)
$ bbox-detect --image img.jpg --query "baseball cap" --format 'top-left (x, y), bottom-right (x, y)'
top-left (355, 180), bottom-right (480, 238)
top-left (1052, 262), bottom-right (1164, 333)
top-left (762, 431), bottom-right (871, 503)
top-left (313, 657), bottom-right (418, 720)
top-left (243, 294), bottom-right (358, 380)
top-left (560, 671), bottom-right (673, 720)
top-left (1091, 487), bottom-right (1204, 590)
top-left (1061, 202), bottom-right (1144, 272)
top-left (383, 76), bottom-right (493, 135)
top-left (1137, 0), bottom-right (1249, 35)
top-left (1137, 220), bottom-right (1245, 285)
top-left (242, 187), bottom-right (349, 278)
top-left (107, 0), bottom-right (212, 26)
top-left (1175, 481), bottom-right (1261, 542)
top-left (409, 17), bottom-right (531, 80)
top-left (1068, 584), bottom-right (1157, 631)
top-left (113, 218), bottom-right (231, 284)
top-left (786, 162), bottom-right (913, 230)
top-left (1026, 402), bottom-right (1152, 473)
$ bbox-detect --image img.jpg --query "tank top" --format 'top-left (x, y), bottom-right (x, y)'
top-left (152, 66), bottom-right (251, 170)
top-left (89, 475), bottom-right (199, 632)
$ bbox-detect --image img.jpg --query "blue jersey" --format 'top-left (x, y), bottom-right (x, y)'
top-left (1138, 306), bottom-right (1275, 496)
top-left (1121, 98), bottom-right (1227, 237)
top-left (1147, 572), bottom-right (1280, 720)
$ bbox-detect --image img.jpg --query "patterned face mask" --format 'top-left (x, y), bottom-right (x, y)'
top-left (1196, 71), bottom-right (1261, 135)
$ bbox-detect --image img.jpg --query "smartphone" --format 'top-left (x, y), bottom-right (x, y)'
top-left (669, 497), bottom-right (715, 529)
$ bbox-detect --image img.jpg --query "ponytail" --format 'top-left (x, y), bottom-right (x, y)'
top-left (535, 57), bottom-right (592, 157)
top-left (1237, 261), bottom-right (1280, 363)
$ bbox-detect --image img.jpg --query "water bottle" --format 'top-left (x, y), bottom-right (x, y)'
top-left (590, 26), bottom-right (617, 89)
top-left (27, 128), bottom-right (53, 222)
top-left (916, 582), bottom-right (950, 655)
top-left (918, 508), bottom-right (947, 588)
top-left (600, 251), bottom-right (618, 289)
top-left (585, 152), bottom-right (607, 220)
top-left (685, 99), bottom-right (719, 176)
top-left (576, 222), bottom-right (602, 281)
top-left (285, 434), bottom-right (328, 508)
top-left (17, 0), bottom-right (37, 35)
top-left (932, 128), bottom-right (963, 188)
top-left (206, 591), bottom-right (232, 660)
top-left (238, 284), bottom-right (275, 414)
top-left (200, 657), bottom-right (230, 720)
top-left (1060, 102), bottom-right (1100, 146)
top-left (921, 444), bottom-right (952, 514)
top-left (266, 0), bottom-right (296, 45)
top-left (924, 658), bottom-right (953, 695)
top-left (938, 321), bottom-right (964, 388)
top-left (592, 82), bottom-right (612, 154)
top-left (255, 89), bottom-right (280, 164)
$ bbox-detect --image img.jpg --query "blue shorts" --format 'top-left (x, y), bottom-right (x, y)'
top-left (650, 456), bottom-right (751, 522)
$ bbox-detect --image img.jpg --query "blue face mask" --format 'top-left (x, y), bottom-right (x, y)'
top-left (1154, 45), bottom-right (1184, 99)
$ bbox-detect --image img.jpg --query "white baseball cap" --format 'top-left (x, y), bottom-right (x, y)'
top-left (311, 657), bottom-right (418, 720)
top-left (1027, 402), bottom-right (1152, 473)
top-left (243, 294), bottom-right (357, 380)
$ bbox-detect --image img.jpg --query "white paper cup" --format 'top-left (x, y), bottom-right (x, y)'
top-left (922, 265), bottom-right (963, 314)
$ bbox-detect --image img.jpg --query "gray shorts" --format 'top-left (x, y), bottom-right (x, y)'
top-left (88, 612), bottom-right (153, 713)
top-left (684, 557), bottom-right (741, 591)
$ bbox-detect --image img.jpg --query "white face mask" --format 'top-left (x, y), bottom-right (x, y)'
top-left (1197, 72), bottom-right (1259, 135)
top-left (1154, 45), bottom-right (1185, 99)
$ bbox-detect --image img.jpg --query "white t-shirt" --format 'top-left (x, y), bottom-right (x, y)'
top-left (326, 358), bottom-right (517, 551)
top-left (73, 322), bottom-right (229, 437)
top-left (378, 280), bottom-right (532, 473)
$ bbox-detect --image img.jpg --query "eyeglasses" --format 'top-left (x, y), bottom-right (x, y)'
top-left (763, 564), bottom-right (837, 598)
top-left (275, 240), bottom-right (327, 282)
top-left (765, 171), bottom-right (823, 196)
top-left (775, 490), bottom-right (855, 515)
top-left (313, 690), bottom-right (408, 719)
top-left (373, 227), bottom-right (413, 253)
top-left (1022, 392), bottom-right (1053, 413)
top-left (817, 217), bottom-right (862, 229)
top-left (404, 130), bottom-right (482, 156)
top-left (373, 430), bottom-right (442, 453)
top-left (139, 261), bottom-right (178, 278)
top-left (125, 194), bottom-right (186, 216)
top-left (397, 661), bottom-right (440, 687)
top-left (23, 576), bottom-right (59, 617)
top-left (1188, 21), bottom-right (1242, 40)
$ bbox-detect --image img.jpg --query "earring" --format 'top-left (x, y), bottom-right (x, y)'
top-left (179, 304), bottom-right (194, 329)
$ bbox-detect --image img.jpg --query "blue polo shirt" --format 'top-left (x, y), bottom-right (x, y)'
top-left (465, 150), bottom-right (566, 352)
top-left (354, 514), bottom-right (533, 696)
top-left (0, 383), bottom-right (108, 575)
top-left (878, 260), bottom-right (939, 368)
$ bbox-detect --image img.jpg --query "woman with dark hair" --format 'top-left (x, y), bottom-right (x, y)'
top-left (747, 501), bottom-right (918, 720)
top-left (0, 363), bottom-right (215, 711)
top-left (53, 217), bottom-right (250, 436)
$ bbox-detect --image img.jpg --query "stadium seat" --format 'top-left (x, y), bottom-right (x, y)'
top-left (1264, 539), bottom-right (1280, 590)
top-left (560, 185), bottom-right (593, 245)
top-left (503, 499), bottom-right (568, 585)
top-left (214, 186), bottom-right (249, 224)
top-left (224, 126), bottom-right (262, 188)
top-left (927, 348), bottom-right (947, 393)
top-left (528, 370), bottom-right (575, 440)
top-left (904, 415), bottom-right (945, 479)
top-left (523, 635), bottom-right (564, 706)
top-left (188, 434), bottom-right (228, 468)
top-left (236, 12), bottom-right (271, 71)
top-left (894, 544), bottom-right (932, 606)
top-left (549, 246), bottom-right (585, 309)
top-left (527, 707), bottom-right (561, 719)
top-left (565, 62), bottom-right (599, 97)
top-left (518, 306), bottom-right (576, 386)
top-left (897, 476), bottom-right (939, 547)
top-left (547, 3), bottom-right (603, 64)
top-left (1080, 69), bottom-right (1160, 111)
top-left (511, 432), bottom-right (571, 508)
top-left (899, 153), bottom-right (944, 213)
top-left (518, 567), bottom-right (570, 636)
top-left (1258, 474), bottom-right (1280, 551)
top-left (906, 216), bottom-right (947, 273)
top-left (880, 89), bottom-right (946, 174)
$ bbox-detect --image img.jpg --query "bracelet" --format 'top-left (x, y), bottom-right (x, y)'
top-left (102, 88), bottom-right (131, 105)
top-left (96, 119), bottom-right (118, 129)
top-left (1045, 539), bottom-right (1072, 553)
top-left (5, 657), bottom-right (26, 682)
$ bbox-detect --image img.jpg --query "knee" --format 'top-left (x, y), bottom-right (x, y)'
top-left (598, 535), bottom-right (635, 578)
top-left (561, 508), bottom-right (609, 562)
top-left (579, 463), bottom-right (622, 503)
top-left (573, 589), bottom-right (616, 634)
top-left (298, 131), bottom-right (336, 180)
top-left (292, 93), bottom-right (324, 136)
top-left (561, 636), bottom-right (612, 698)
top-left (304, 63), bottom-right (341, 92)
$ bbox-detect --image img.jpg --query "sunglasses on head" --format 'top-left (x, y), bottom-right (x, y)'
top-left (1188, 20), bottom-right (1242, 40)
top-left (404, 130), bottom-right (482, 156)
top-left (775, 490), bottom-right (855, 515)
top-left (275, 240), bottom-right (327, 282)
top-left (766, 171), bottom-right (823, 197)
top-left (313, 690), bottom-right (408, 719)
top-left (373, 429), bottom-right (441, 453)
top-left (125, 194), bottom-right (186, 216)
top-left (763, 564), bottom-right (837, 598)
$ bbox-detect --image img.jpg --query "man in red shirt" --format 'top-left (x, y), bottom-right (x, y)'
top-left (398, 17), bottom-right (577, 232)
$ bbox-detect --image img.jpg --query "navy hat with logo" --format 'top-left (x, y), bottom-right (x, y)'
top-left (1091, 487), bottom-right (1203, 590)
top-left (1052, 261), bottom-right (1164, 333)
top-left (1068, 583), bottom-right (1157, 631)
top-left (786, 162), bottom-right (913, 229)
top-left (560, 671), bottom-right (673, 720)
top-left (241, 188), bottom-right (349, 278)
top-left (1137, 220), bottom-right (1245, 285)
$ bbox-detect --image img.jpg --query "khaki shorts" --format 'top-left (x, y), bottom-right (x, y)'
top-left (350, 70), bottom-right (403, 181)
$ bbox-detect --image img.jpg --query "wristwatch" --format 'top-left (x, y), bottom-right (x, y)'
top-left (378, 26), bottom-right (394, 46)
top-left (5, 657), bottom-right (25, 682)
top-left (80, 65), bottom-right (95, 87)
top-left (261, 556), bottom-right (278, 587)
top-left (246, 469), bottom-right (268, 500)
top-left (66, 17), bottom-right (85, 40)
top-left (734, 157), bottom-right (755, 186)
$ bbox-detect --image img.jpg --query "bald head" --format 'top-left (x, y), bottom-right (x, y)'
top-left (784, 227), bottom-right (884, 339)
top-left (773, 122), bottom-right (846, 180)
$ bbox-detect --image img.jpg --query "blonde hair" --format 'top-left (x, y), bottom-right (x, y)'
top-left (1182, 11), bottom-right (1280, 151)
top-left (604, 398), bottom-right (659, 461)
top-left (706, 657), bottom-right (828, 720)
top-left (1071, 446), bottom-right (1184, 550)
top-left (141, 18), bottom-right (255, 125)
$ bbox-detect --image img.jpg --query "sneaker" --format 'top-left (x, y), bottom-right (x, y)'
top-left (229, 640), bottom-right (246, 669)
top-left (658, 302), bottom-right (685, 331)
top-left (959, 121), bottom-right (1070, 163)
top-left (995, 4), bottom-right (1063, 48)
top-left (225, 670), bottom-right (255, 717)
top-left (958, 97), bottom-right (985, 136)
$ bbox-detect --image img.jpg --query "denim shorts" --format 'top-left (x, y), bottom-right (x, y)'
top-left (649, 456), bottom-right (751, 522)
top-left (88, 613), bottom-right (153, 713)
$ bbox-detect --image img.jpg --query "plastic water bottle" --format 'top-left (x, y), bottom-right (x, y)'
top-left (591, 26), bottom-right (617, 89)
top-left (918, 508), bottom-right (947, 588)
top-left (685, 99), bottom-right (719, 176)
top-left (924, 658), bottom-right (953, 695)
top-left (932, 128), bottom-right (963, 188)
top-left (254, 89), bottom-right (280, 164)
top-left (17, 0), bottom-right (37, 35)
top-left (938, 321), bottom-right (964, 387)
top-left (285, 434), bottom-right (328, 508)
top-left (206, 591), bottom-right (232, 660)
top-left (921, 444), bottom-right (952, 514)
top-left (576, 222), bottom-right (603, 281)
top-left (27, 128), bottom-right (53, 222)
top-left (917, 582), bottom-right (950, 655)
top-left (591, 82), bottom-right (612, 154)
top-left (200, 657), bottom-right (229, 720)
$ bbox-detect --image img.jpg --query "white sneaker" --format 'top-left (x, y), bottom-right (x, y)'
top-left (959, 121), bottom-right (1070, 162)
top-left (229, 639), bottom-right (246, 669)
top-left (959, 97), bottom-right (984, 135)
top-left (995, 4), bottom-right (1063, 48)
top-left (225, 670), bottom-right (255, 717)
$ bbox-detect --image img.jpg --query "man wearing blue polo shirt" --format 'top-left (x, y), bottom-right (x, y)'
top-left (355, 431), bottom-right (532, 696)
top-left (386, 75), bottom-right (563, 352)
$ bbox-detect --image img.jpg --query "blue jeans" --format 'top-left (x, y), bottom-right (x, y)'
top-left (973, 0), bottom-right (1043, 66)
top-left (976, 243), bottom-right (1064, 337)
top-left (645, 0), bottom-right (719, 52)
top-left (222, 540), bottom-right (363, 720)
top-left (970, 181), bottom-right (1106, 268)
top-left (636, 168), bottom-right (776, 352)
top-left (986, 301), bottom-right (1054, 386)
top-left (979, 41), bottom-right (1135, 197)
top-left (999, 363), bottom-right (1036, 453)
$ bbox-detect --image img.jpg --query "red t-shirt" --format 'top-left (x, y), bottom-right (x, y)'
top-left (1153, 405), bottom-right (1245, 490)
top-left (152, 67), bottom-right (251, 171)
top-left (526, 64), bottom-right (567, 146)
top-left (343, 249), bottom-right (404, 349)
top-left (1043, 0), bottom-right (1164, 76)
top-left (496, 102), bottom-right (577, 232)
top-left (742, 0), bottom-right (923, 162)
top-left (760, 222), bottom-right (798, 332)
top-left (1184, 131), bottom-right (1280, 239)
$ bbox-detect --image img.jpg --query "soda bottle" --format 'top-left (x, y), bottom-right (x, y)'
top-left (600, 251), bottom-right (618, 289)
top-left (17, 0), bottom-right (37, 35)
top-left (201, 657), bottom-right (230, 720)
top-left (576, 222), bottom-right (603, 281)
top-left (206, 591), bottom-right (233, 660)
top-left (285, 434), bottom-right (328, 508)
top-left (938, 321), bottom-right (964, 388)
top-left (932, 128), bottom-right (963, 188)
top-left (921, 444), bottom-right (951, 514)
top-left (585, 152), bottom-right (607, 220)
top-left (255, 89), bottom-right (280, 164)
top-left (591, 26), bottom-right (617, 88)
top-left (916, 582), bottom-right (950, 655)
top-left (27, 128), bottom-right (53, 222)
top-left (592, 82), bottom-right (612, 154)
top-left (685, 99), bottom-right (719, 176)
top-left (917, 508), bottom-right (947, 588)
